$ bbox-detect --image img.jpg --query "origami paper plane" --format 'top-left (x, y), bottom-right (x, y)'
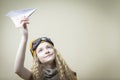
top-left (6, 8), bottom-right (37, 28)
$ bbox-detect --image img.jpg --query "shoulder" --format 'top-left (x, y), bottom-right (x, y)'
top-left (24, 71), bottom-right (33, 80)
top-left (72, 71), bottom-right (77, 80)
top-left (72, 71), bottom-right (77, 76)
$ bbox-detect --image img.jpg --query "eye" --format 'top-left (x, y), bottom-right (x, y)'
top-left (38, 49), bottom-right (43, 53)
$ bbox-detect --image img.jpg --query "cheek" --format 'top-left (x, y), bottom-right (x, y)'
top-left (52, 53), bottom-right (56, 59)
top-left (50, 50), bottom-right (56, 59)
top-left (51, 49), bottom-right (56, 54)
top-left (37, 53), bottom-right (44, 62)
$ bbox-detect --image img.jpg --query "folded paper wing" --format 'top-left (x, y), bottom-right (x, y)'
top-left (6, 8), bottom-right (37, 28)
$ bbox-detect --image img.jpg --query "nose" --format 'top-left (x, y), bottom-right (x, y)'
top-left (44, 49), bottom-right (50, 54)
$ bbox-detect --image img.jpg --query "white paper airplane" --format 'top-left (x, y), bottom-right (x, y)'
top-left (6, 8), bottom-right (37, 28)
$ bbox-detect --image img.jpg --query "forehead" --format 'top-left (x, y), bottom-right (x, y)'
top-left (36, 42), bottom-right (52, 49)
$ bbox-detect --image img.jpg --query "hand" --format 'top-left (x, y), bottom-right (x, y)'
top-left (18, 16), bottom-right (29, 38)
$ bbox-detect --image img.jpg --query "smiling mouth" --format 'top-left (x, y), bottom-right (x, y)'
top-left (44, 54), bottom-right (53, 58)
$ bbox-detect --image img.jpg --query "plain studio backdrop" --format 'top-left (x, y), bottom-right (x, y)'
top-left (0, 0), bottom-right (120, 80)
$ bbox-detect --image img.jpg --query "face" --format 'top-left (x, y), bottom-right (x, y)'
top-left (36, 42), bottom-right (56, 64)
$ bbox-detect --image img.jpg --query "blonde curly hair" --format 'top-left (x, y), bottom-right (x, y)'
top-left (31, 49), bottom-right (76, 80)
top-left (30, 37), bottom-right (77, 80)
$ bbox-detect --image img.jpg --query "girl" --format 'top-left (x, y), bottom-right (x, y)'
top-left (14, 17), bottom-right (77, 80)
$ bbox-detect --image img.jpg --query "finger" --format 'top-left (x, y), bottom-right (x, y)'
top-left (20, 16), bottom-right (29, 23)
top-left (23, 17), bottom-right (29, 21)
top-left (20, 20), bottom-right (29, 24)
top-left (24, 21), bottom-right (29, 24)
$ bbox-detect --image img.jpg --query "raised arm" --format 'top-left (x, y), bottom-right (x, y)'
top-left (14, 17), bottom-right (32, 80)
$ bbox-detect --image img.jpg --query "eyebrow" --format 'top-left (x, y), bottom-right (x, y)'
top-left (37, 44), bottom-right (53, 51)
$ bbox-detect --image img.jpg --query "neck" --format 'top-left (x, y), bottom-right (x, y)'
top-left (43, 60), bottom-right (56, 69)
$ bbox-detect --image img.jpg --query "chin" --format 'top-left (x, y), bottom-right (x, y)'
top-left (43, 55), bottom-right (55, 64)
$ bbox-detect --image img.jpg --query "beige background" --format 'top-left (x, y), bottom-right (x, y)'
top-left (0, 0), bottom-right (120, 80)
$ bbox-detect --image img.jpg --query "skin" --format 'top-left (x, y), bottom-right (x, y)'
top-left (14, 17), bottom-right (56, 80)
top-left (36, 42), bottom-right (56, 64)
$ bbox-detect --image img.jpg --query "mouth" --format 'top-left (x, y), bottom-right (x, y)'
top-left (44, 53), bottom-right (53, 58)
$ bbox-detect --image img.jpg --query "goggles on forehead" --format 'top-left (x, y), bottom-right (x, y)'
top-left (30, 37), bottom-right (54, 56)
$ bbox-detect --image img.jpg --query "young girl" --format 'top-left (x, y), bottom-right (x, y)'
top-left (14, 17), bottom-right (77, 80)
